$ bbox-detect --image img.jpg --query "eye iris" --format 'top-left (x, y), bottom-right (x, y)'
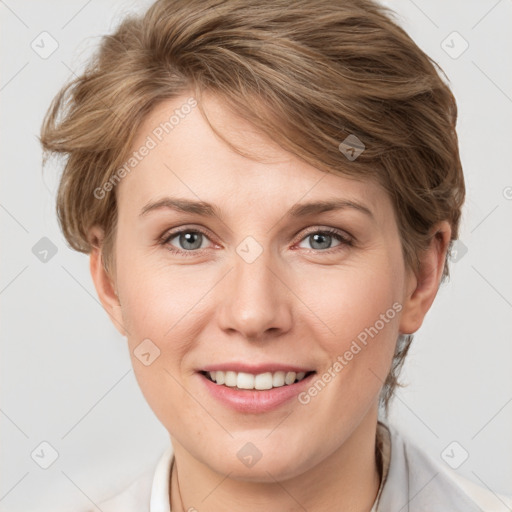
top-left (180, 232), bottom-right (202, 250)
top-left (310, 233), bottom-right (332, 250)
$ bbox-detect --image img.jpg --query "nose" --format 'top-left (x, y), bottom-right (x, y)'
top-left (216, 244), bottom-right (293, 341)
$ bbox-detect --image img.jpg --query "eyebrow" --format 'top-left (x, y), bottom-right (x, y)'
top-left (139, 197), bottom-right (374, 219)
top-left (288, 199), bottom-right (373, 219)
top-left (140, 198), bottom-right (220, 218)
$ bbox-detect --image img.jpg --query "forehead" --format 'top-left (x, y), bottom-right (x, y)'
top-left (116, 94), bottom-right (392, 220)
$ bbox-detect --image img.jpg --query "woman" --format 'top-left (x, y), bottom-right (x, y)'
top-left (40, 0), bottom-right (511, 510)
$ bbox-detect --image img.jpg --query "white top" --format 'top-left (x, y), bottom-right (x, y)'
top-left (95, 421), bottom-right (511, 512)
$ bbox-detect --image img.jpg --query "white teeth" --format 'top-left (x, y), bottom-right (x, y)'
top-left (224, 371), bottom-right (237, 387)
top-left (254, 372), bottom-right (273, 390)
top-left (272, 371), bottom-right (285, 387)
top-left (285, 371), bottom-right (296, 385)
top-left (206, 370), bottom-right (309, 389)
top-left (237, 372), bottom-right (254, 389)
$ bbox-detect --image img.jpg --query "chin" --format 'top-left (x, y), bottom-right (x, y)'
top-left (198, 438), bottom-right (319, 483)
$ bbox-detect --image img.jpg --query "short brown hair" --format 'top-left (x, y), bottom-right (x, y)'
top-left (40, 0), bottom-right (465, 411)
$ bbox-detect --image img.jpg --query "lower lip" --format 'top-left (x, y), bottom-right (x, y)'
top-left (199, 373), bottom-right (315, 413)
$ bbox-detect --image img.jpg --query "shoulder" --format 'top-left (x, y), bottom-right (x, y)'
top-left (96, 471), bottom-right (154, 512)
top-left (377, 421), bottom-right (512, 512)
top-left (92, 445), bottom-right (174, 512)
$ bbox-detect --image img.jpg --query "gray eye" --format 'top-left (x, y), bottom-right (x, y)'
top-left (300, 232), bottom-right (341, 250)
top-left (171, 231), bottom-right (205, 250)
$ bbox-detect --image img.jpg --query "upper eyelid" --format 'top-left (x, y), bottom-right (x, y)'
top-left (163, 225), bottom-right (212, 242)
top-left (298, 226), bottom-right (352, 240)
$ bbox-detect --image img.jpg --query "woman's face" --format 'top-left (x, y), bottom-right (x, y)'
top-left (100, 93), bottom-right (418, 481)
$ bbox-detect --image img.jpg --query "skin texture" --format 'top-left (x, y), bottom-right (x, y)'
top-left (89, 93), bottom-right (451, 512)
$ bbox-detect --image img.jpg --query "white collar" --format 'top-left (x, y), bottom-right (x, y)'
top-left (149, 444), bottom-right (174, 512)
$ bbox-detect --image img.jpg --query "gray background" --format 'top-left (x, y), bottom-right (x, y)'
top-left (1, 1), bottom-right (511, 511)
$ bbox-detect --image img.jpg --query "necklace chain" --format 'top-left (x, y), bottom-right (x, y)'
top-left (171, 458), bottom-right (186, 512)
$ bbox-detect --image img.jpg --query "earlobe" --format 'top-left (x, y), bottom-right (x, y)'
top-left (399, 221), bottom-right (452, 335)
top-left (88, 226), bottom-right (127, 337)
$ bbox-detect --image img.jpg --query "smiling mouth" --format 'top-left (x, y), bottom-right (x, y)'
top-left (201, 370), bottom-right (316, 390)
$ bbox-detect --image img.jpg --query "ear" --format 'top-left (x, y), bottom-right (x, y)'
top-left (88, 226), bottom-right (127, 337)
top-left (399, 221), bottom-right (452, 335)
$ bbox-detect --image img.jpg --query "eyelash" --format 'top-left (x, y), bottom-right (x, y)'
top-left (159, 226), bottom-right (353, 257)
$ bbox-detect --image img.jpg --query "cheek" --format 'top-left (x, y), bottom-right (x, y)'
top-left (300, 258), bottom-right (404, 345)
top-left (115, 247), bottom-right (208, 340)
top-left (114, 255), bottom-right (205, 424)
top-left (297, 255), bottom-right (406, 409)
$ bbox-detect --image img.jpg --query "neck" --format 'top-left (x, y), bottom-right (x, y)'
top-left (170, 408), bottom-right (381, 512)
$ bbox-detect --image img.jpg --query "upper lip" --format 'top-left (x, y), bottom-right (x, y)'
top-left (199, 363), bottom-right (315, 374)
